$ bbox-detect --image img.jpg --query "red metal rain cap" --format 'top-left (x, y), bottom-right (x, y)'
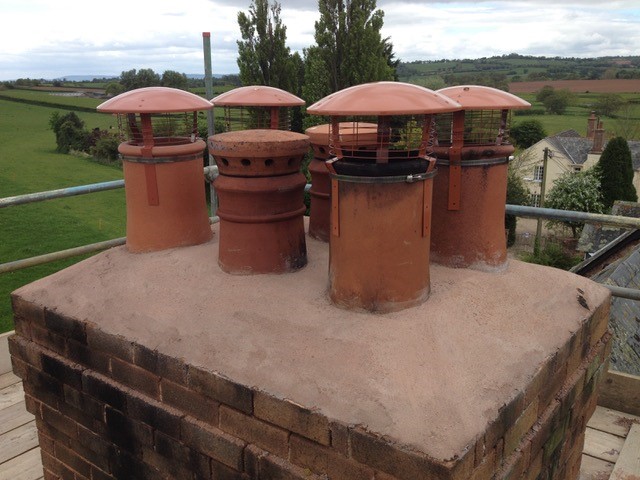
top-left (210, 86), bottom-right (305, 107)
top-left (307, 81), bottom-right (461, 116)
top-left (97, 87), bottom-right (213, 114)
top-left (437, 85), bottom-right (531, 110)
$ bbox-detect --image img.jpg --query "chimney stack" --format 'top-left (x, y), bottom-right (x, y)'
top-left (591, 120), bottom-right (605, 154)
top-left (587, 111), bottom-right (597, 140)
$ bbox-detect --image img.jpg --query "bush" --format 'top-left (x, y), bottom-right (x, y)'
top-left (521, 242), bottom-right (582, 270)
top-left (542, 89), bottom-right (575, 114)
top-left (56, 120), bottom-right (90, 154)
top-left (509, 120), bottom-right (547, 149)
top-left (544, 169), bottom-right (605, 238)
top-left (91, 134), bottom-right (120, 163)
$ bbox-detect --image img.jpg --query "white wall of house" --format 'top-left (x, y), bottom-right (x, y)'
top-left (517, 140), bottom-right (582, 206)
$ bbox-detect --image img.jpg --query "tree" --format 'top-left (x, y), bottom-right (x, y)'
top-left (509, 120), bottom-right (547, 149)
top-left (302, 0), bottom-right (396, 104)
top-left (535, 85), bottom-right (555, 103)
top-left (49, 111), bottom-right (89, 153)
top-left (161, 70), bottom-right (188, 90)
top-left (120, 68), bottom-right (161, 91)
top-left (593, 93), bottom-right (625, 117)
top-left (542, 89), bottom-right (574, 115)
top-left (236, 0), bottom-right (296, 91)
top-left (596, 136), bottom-right (637, 210)
top-left (544, 169), bottom-right (605, 238)
top-left (105, 82), bottom-right (125, 97)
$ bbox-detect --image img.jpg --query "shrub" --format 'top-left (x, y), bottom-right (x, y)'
top-left (521, 242), bottom-right (582, 270)
top-left (509, 120), bottom-right (547, 149)
top-left (91, 134), bottom-right (120, 163)
top-left (544, 169), bottom-right (605, 238)
top-left (56, 120), bottom-right (90, 154)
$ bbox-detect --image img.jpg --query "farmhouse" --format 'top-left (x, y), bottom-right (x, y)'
top-left (517, 112), bottom-right (640, 206)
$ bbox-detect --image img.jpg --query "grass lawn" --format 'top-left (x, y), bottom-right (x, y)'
top-left (0, 98), bottom-right (126, 333)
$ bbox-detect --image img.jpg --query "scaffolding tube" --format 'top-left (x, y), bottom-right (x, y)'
top-left (0, 217), bottom-right (220, 274)
top-left (3, 174), bottom-right (640, 302)
top-left (506, 204), bottom-right (640, 230)
top-left (0, 180), bottom-right (124, 208)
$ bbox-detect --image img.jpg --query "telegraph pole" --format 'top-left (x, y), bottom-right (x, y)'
top-left (534, 147), bottom-right (550, 253)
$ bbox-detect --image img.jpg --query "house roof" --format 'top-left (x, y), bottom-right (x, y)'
top-left (577, 201), bottom-right (640, 254)
top-left (629, 140), bottom-right (640, 170)
top-left (590, 250), bottom-right (640, 376)
top-left (547, 133), bottom-right (594, 165)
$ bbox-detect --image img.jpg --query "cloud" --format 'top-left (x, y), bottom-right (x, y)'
top-left (0, 0), bottom-right (638, 80)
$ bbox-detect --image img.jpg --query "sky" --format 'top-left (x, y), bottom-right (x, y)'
top-left (0, 0), bottom-right (639, 81)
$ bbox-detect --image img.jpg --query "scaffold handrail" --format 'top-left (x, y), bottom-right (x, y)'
top-left (2, 175), bottom-right (640, 300)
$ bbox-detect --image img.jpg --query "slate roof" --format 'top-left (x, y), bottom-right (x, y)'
top-left (629, 140), bottom-right (640, 170)
top-left (541, 128), bottom-right (640, 169)
top-left (573, 201), bottom-right (640, 376)
top-left (591, 250), bottom-right (640, 376)
top-left (577, 202), bottom-right (640, 254)
top-left (547, 130), bottom-right (594, 165)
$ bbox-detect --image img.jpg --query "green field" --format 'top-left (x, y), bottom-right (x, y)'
top-left (512, 92), bottom-right (640, 137)
top-left (0, 88), bottom-right (108, 109)
top-left (0, 98), bottom-right (126, 333)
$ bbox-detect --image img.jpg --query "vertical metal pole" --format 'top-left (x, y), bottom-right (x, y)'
top-left (535, 147), bottom-right (550, 250)
top-left (203, 32), bottom-right (217, 215)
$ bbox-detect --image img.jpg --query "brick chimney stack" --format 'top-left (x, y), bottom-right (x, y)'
top-left (591, 120), bottom-right (605, 154)
top-left (587, 111), bottom-right (597, 140)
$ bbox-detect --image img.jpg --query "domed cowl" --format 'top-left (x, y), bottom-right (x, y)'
top-left (437, 85), bottom-right (531, 110)
top-left (307, 81), bottom-right (461, 116)
top-left (97, 87), bottom-right (213, 113)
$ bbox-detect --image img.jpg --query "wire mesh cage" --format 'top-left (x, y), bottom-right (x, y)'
top-left (434, 109), bottom-right (512, 147)
top-left (220, 106), bottom-right (293, 132)
top-left (116, 112), bottom-right (199, 146)
top-left (327, 115), bottom-right (437, 162)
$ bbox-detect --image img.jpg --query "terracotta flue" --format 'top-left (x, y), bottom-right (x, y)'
top-left (97, 87), bottom-right (213, 253)
top-left (430, 85), bottom-right (530, 270)
top-left (209, 129), bottom-right (310, 274)
top-left (304, 122), bottom-right (377, 241)
top-left (211, 85), bottom-right (304, 131)
top-left (308, 82), bottom-right (460, 312)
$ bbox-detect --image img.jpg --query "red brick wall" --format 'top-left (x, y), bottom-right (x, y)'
top-left (9, 294), bottom-right (610, 480)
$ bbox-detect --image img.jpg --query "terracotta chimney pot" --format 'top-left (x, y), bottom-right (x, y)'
top-left (97, 87), bottom-right (213, 253)
top-left (209, 129), bottom-right (310, 274)
top-left (308, 82), bottom-right (460, 312)
top-left (430, 85), bottom-right (530, 270)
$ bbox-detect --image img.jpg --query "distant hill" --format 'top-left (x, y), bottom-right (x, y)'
top-left (397, 54), bottom-right (640, 90)
top-left (54, 74), bottom-right (227, 82)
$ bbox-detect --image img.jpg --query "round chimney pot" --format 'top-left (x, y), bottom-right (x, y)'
top-left (429, 86), bottom-right (531, 270)
top-left (97, 87), bottom-right (213, 253)
top-left (210, 129), bottom-right (310, 274)
top-left (308, 82), bottom-right (453, 312)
